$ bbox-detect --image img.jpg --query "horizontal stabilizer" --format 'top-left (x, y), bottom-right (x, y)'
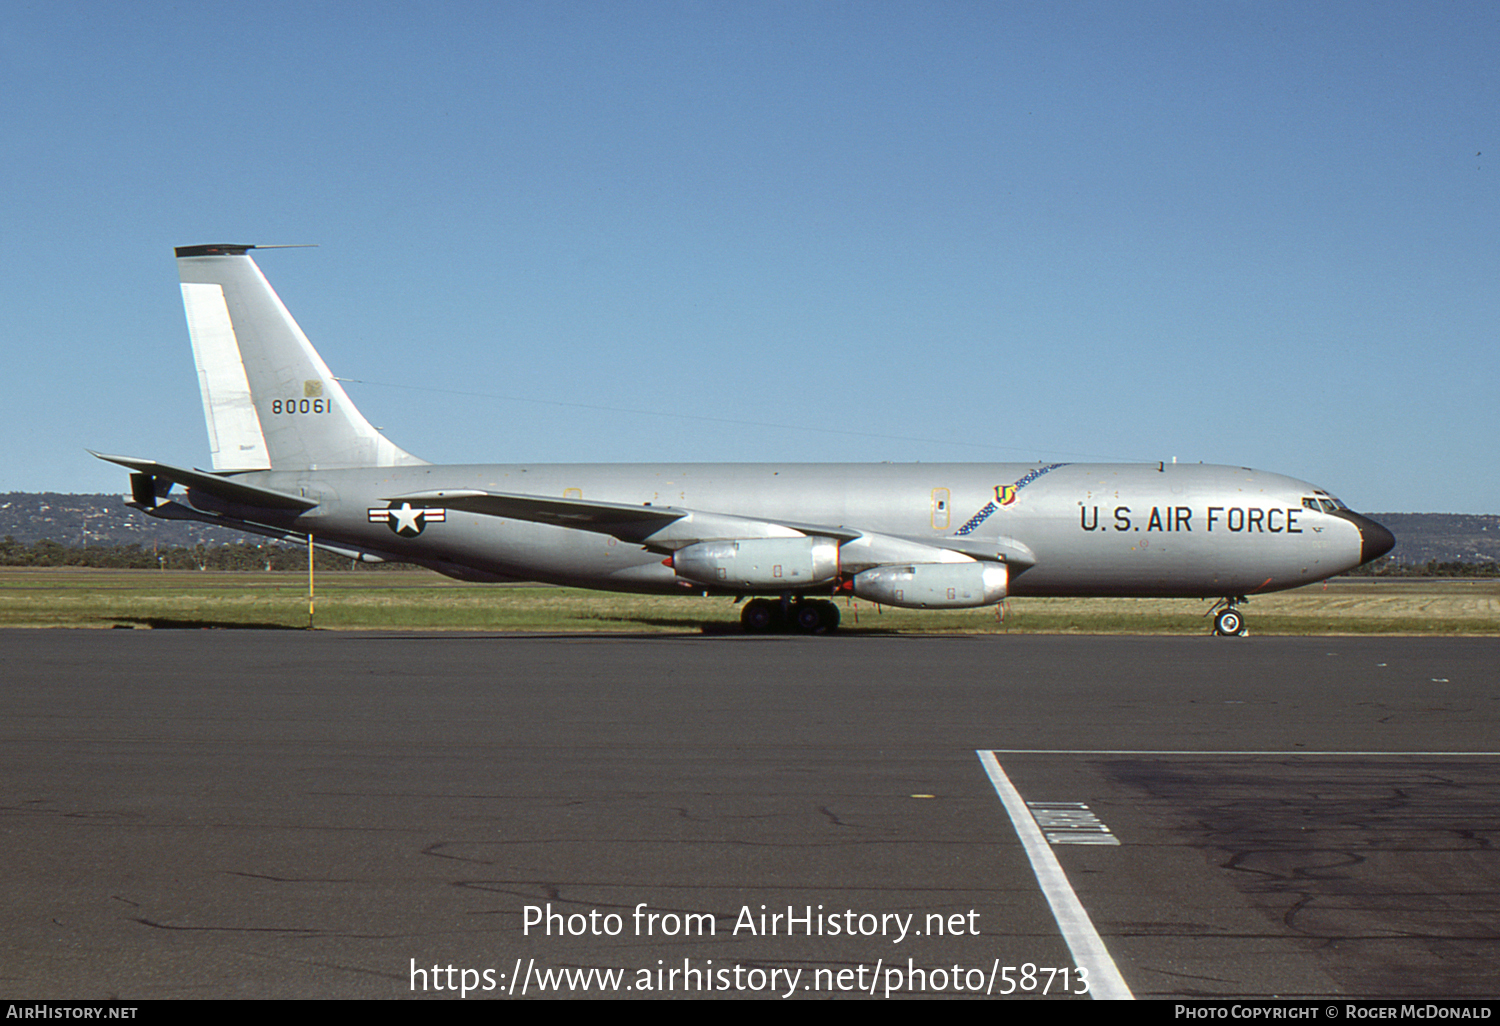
top-left (89, 452), bottom-right (317, 511)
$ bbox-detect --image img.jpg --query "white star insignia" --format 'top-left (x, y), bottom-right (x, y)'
top-left (391, 503), bottom-right (423, 535)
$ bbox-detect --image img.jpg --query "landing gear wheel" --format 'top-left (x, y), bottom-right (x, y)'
top-left (741, 599), bottom-right (775, 632)
top-left (743, 598), bottom-right (839, 635)
top-left (794, 603), bottom-right (825, 633)
top-left (1213, 608), bottom-right (1245, 637)
top-left (818, 600), bottom-right (841, 634)
top-left (792, 600), bottom-right (841, 634)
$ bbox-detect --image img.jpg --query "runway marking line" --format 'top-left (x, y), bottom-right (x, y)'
top-left (979, 748), bottom-right (1500, 1002)
top-left (984, 749), bottom-right (1500, 756)
top-left (975, 750), bottom-right (1134, 1001)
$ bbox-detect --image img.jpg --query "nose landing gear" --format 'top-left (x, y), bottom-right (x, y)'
top-left (1208, 597), bottom-right (1249, 637)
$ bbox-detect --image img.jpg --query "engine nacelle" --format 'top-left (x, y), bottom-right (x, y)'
top-left (852, 561), bottom-right (1007, 609)
top-left (670, 536), bottom-right (840, 590)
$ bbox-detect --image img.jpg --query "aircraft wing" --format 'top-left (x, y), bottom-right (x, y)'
top-left (390, 489), bottom-right (685, 530)
top-left (90, 452), bottom-right (318, 511)
top-left (930, 534), bottom-right (1038, 569)
top-left (388, 488), bottom-right (1030, 567)
top-left (390, 489), bottom-right (865, 550)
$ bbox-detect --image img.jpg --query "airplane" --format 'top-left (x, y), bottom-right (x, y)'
top-left (94, 244), bottom-right (1395, 636)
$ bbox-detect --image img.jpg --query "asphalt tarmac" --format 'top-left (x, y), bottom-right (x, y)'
top-left (1, 629), bottom-right (1496, 1000)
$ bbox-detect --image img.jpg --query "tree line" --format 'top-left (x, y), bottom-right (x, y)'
top-left (0, 537), bottom-right (416, 572)
top-left (1343, 556), bottom-right (1499, 577)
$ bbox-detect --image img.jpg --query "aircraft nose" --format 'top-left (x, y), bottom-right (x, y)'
top-left (1340, 511), bottom-right (1396, 565)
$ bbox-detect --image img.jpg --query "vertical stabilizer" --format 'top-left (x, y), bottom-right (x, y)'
top-left (175, 244), bottom-right (425, 471)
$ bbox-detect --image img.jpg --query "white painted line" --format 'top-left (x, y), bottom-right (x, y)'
top-left (1028, 802), bottom-right (1120, 845)
top-left (984, 749), bottom-right (1500, 757)
top-left (975, 750), bottom-right (1134, 1001)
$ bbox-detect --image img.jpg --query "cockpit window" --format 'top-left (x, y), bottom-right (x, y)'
top-left (1303, 496), bottom-right (1347, 513)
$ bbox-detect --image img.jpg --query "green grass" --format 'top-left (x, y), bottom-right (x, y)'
top-left (1, 569), bottom-right (1496, 634)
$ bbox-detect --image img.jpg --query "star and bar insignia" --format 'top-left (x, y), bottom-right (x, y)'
top-left (368, 502), bottom-right (446, 537)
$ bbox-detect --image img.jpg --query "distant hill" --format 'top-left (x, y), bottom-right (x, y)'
top-left (2, 493), bottom-right (1496, 567)
top-left (1360, 513), bottom-right (1500, 566)
top-left (0, 492), bottom-right (251, 549)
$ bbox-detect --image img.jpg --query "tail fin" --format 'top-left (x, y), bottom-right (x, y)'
top-left (175, 244), bottom-right (425, 471)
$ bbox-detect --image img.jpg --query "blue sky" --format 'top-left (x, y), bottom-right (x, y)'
top-left (3, 2), bottom-right (1495, 512)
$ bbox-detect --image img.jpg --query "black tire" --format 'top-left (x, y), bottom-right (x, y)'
top-left (794, 603), bottom-right (825, 633)
top-left (1214, 608), bottom-right (1244, 636)
top-left (741, 599), bottom-right (775, 632)
top-left (818, 601), bottom-right (841, 634)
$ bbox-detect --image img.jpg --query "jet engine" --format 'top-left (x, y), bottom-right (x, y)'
top-left (852, 561), bottom-right (1007, 609)
top-left (670, 536), bottom-right (840, 590)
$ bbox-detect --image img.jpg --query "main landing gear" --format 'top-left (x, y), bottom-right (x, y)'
top-left (1208, 597), bottom-right (1249, 637)
top-left (740, 596), bottom-right (841, 634)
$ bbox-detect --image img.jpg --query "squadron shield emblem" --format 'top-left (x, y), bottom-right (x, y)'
top-left (955, 464), bottom-right (1069, 536)
top-left (368, 502), bottom-right (446, 538)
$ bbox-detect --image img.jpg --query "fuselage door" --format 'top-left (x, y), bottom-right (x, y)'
top-left (931, 488), bottom-right (951, 530)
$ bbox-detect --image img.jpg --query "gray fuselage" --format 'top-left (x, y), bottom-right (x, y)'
top-left (191, 459), bottom-right (1382, 599)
